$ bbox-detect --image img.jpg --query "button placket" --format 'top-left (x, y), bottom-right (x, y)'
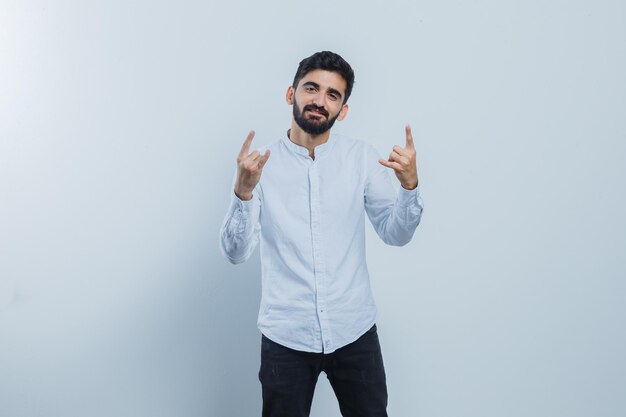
top-left (309, 163), bottom-right (331, 352)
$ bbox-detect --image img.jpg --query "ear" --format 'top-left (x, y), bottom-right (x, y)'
top-left (285, 86), bottom-right (295, 105)
top-left (337, 103), bottom-right (349, 121)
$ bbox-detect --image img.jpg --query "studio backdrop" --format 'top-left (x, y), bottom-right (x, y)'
top-left (1, 1), bottom-right (625, 416)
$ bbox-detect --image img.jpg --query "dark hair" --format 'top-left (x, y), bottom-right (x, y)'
top-left (292, 51), bottom-right (355, 104)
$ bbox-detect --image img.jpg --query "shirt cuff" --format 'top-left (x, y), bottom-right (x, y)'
top-left (397, 185), bottom-right (420, 207)
top-left (226, 191), bottom-right (259, 234)
top-left (232, 190), bottom-right (258, 211)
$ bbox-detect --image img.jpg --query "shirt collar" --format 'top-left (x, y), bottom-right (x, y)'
top-left (281, 130), bottom-right (336, 158)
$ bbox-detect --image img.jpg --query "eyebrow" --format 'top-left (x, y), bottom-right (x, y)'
top-left (302, 81), bottom-right (320, 89)
top-left (327, 87), bottom-right (343, 100)
top-left (302, 81), bottom-right (344, 100)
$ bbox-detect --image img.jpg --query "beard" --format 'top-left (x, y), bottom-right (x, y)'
top-left (292, 98), bottom-right (341, 136)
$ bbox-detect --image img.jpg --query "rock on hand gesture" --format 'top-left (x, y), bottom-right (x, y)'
top-left (378, 125), bottom-right (419, 190)
top-left (234, 131), bottom-right (271, 201)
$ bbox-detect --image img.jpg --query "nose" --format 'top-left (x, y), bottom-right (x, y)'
top-left (312, 91), bottom-right (326, 108)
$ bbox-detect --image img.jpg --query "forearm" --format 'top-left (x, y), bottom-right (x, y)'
top-left (219, 192), bottom-right (261, 263)
top-left (367, 186), bottom-right (424, 246)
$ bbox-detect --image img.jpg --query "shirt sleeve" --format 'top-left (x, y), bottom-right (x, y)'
top-left (364, 146), bottom-right (424, 246)
top-left (219, 188), bottom-right (262, 264)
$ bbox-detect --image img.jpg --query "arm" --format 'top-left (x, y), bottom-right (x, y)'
top-left (365, 125), bottom-right (424, 246)
top-left (218, 131), bottom-right (270, 264)
top-left (219, 191), bottom-right (261, 264)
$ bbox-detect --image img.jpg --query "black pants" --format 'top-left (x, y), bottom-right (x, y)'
top-left (259, 325), bottom-right (388, 417)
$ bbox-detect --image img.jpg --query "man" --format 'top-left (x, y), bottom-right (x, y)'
top-left (219, 51), bottom-right (423, 417)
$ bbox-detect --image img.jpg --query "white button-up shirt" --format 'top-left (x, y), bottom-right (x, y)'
top-left (219, 133), bottom-right (423, 353)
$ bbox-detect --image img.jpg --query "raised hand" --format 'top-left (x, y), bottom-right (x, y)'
top-left (234, 131), bottom-right (271, 201)
top-left (378, 125), bottom-right (419, 190)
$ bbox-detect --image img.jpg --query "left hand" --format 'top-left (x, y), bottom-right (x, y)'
top-left (378, 125), bottom-right (419, 190)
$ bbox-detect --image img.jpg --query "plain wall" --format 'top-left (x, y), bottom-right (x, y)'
top-left (1, 0), bottom-right (625, 416)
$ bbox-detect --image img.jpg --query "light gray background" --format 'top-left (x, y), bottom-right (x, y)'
top-left (1, 1), bottom-right (625, 416)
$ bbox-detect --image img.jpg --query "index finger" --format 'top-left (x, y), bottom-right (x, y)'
top-left (405, 124), bottom-right (414, 149)
top-left (239, 130), bottom-right (255, 157)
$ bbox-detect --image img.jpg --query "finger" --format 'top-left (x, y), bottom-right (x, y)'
top-left (378, 158), bottom-right (403, 171)
top-left (393, 145), bottom-right (410, 157)
top-left (405, 125), bottom-right (414, 149)
top-left (239, 130), bottom-right (255, 157)
top-left (246, 150), bottom-right (261, 162)
top-left (258, 150), bottom-right (271, 168)
top-left (391, 151), bottom-right (408, 165)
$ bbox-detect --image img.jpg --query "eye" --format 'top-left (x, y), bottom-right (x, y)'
top-left (304, 86), bottom-right (316, 93)
top-left (328, 93), bottom-right (339, 101)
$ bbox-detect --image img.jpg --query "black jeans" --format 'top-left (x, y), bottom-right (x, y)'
top-left (259, 325), bottom-right (388, 417)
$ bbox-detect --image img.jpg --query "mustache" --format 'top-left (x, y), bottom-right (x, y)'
top-left (303, 104), bottom-right (329, 118)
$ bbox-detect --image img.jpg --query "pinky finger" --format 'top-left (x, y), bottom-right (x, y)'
top-left (259, 150), bottom-right (271, 168)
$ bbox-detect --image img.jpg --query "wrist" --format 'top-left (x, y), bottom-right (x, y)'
top-left (234, 189), bottom-right (253, 201)
top-left (400, 180), bottom-right (418, 190)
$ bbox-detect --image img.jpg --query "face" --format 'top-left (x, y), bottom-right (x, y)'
top-left (287, 69), bottom-right (349, 136)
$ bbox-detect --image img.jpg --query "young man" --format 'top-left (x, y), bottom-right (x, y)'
top-left (219, 51), bottom-right (423, 417)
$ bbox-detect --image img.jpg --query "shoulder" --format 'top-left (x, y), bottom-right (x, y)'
top-left (331, 133), bottom-right (380, 159)
top-left (331, 133), bottom-right (372, 152)
top-left (255, 138), bottom-right (282, 153)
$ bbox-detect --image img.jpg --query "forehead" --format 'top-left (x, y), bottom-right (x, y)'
top-left (297, 69), bottom-right (347, 93)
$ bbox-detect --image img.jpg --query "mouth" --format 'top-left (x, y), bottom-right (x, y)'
top-left (306, 108), bottom-right (327, 119)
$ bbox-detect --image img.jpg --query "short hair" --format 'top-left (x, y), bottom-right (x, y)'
top-left (292, 51), bottom-right (355, 104)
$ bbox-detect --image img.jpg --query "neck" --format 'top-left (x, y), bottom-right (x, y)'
top-left (288, 121), bottom-right (331, 159)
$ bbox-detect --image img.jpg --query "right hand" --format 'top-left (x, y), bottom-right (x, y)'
top-left (234, 131), bottom-right (271, 201)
